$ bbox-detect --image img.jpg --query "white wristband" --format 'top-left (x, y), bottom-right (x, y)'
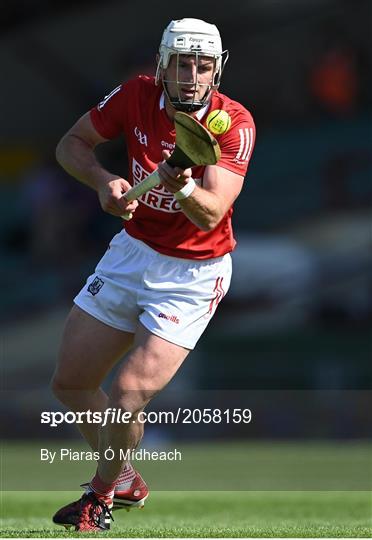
top-left (174, 178), bottom-right (196, 200)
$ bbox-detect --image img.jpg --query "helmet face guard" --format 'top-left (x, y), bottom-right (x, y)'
top-left (158, 50), bottom-right (229, 113)
top-left (156, 18), bottom-right (229, 112)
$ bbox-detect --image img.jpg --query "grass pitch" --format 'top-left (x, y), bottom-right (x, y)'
top-left (1, 441), bottom-right (371, 537)
top-left (1, 490), bottom-right (371, 538)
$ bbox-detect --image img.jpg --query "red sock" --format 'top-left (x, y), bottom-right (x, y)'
top-left (89, 472), bottom-right (116, 499)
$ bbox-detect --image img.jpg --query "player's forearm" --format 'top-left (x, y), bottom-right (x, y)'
top-left (56, 134), bottom-right (116, 191)
top-left (178, 186), bottom-right (225, 231)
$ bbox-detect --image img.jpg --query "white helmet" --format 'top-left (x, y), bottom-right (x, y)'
top-left (156, 18), bottom-right (229, 112)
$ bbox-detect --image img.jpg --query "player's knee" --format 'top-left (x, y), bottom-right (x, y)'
top-left (50, 374), bottom-right (96, 404)
top-left (50, 375), bottom-right (70, 403)
top-left (109, 387), bottom-right (156, 415)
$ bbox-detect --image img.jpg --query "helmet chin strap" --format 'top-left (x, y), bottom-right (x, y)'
top-left (169, 99), bottom-right (205, 113)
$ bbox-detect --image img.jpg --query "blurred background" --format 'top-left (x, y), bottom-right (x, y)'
top-left (1, 0), bottom-right (372, 478)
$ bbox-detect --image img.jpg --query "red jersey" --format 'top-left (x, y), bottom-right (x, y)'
top-left (90, 76), bottom-right (255, 259)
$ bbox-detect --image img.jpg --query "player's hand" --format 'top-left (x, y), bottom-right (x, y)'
top-left (158, 150), bottom-right (193, 194)
top-left (98, 177), bottom-right (139, 217)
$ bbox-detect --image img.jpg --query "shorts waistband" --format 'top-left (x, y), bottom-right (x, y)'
top-left (122, 229), bottom-right (160, 257)
top-left (122, 229), bottom-right (227, 266)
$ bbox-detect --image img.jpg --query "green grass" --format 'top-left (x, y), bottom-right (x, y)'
top-left (1, 490), bottom-right (371, 538)
top-left (2, 441), bottom-right (372, 491)
top-left (1, 441), bottom-right (371, 536)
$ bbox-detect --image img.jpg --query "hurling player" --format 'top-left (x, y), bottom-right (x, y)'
top-left (52, 18), bottom-right (255, 531)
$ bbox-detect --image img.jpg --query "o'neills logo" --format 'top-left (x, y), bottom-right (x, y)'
top-left (158, 312), bottom-right (180, 324)
top-left (161, 140), bottom-right (175, 150)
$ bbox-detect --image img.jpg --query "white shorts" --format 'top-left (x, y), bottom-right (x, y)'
top-left (74, 230), bottom-right (232, 349)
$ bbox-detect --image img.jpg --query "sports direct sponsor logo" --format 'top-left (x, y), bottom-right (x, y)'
top-left (131, 158), bottom-right (201, 213)
top-left (132, 158), bottom-right (182, 213)
top-left (158, 312), bottom-right (180, 324)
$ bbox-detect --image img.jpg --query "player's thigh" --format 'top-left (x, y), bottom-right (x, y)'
top-left (109, 323), bottom-right (190, 410)
top-left (53, 305), bottom-right (135, 390)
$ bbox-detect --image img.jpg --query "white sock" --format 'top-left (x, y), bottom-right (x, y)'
top-left (88, 472), bottom-right (115, 501)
